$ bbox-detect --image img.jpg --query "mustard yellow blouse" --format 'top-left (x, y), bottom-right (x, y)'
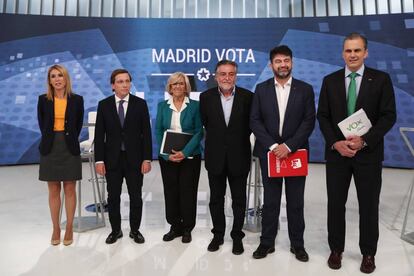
top-left (54, 97), bottom-right (67, 131)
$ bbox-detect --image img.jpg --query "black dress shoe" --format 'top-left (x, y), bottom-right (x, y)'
top-left (207, 237), bottom-right (224, 252)
top-left (232, 239), bottom-right (244, 255)
top-left (252, 244), bottom-right (275, 259)
top-left (129, 230), bottom-right (145, 244)
top-left (105, 230), bottom-right (123, 244)
top-left (290, 247), bottom-right (309, 262)
top-left (360, 255), bottom-right (376, 274)
top-left (327, 251), bottom-right (342, 270)
top-left (163, 230), bottom-right (182, 242)
top-left (181, 231), bottom-right (192, 243)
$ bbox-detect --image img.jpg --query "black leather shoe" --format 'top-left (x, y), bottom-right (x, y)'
top-left (327, 251), bottom-right (342, 270)
top-left (252, 244), bottom-right (275, 259)
top-left (163, 230), bottom-right (182, 242)
top-left (129, 230), bottom-right (145, 244)
top-left (290, 247), bottom-right (309, 262)
top-left (360, 255), bottom-right (376, 274)
top-left (181, 231), bottom-right (192, 243)
top-left (105, 230), bottom-right (123, 244)
top-left (232, 239), bottom-right (244, 255)
top-left (207, 237), bottom-right (224, 252)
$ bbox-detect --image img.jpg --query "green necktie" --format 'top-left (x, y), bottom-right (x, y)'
top-left (347, 72), bottom-right (358, 116)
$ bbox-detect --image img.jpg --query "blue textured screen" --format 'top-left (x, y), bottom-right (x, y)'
top-left (0, 14), bottom-right (413, 168)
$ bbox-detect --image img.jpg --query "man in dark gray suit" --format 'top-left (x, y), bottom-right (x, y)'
top-left (250, 45), bottom-right (315, 261)
top-left (200, 60), bottom-right (253, 255)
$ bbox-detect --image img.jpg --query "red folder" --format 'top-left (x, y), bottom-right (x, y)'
top-left (267, 149), bottom-right (308, 177)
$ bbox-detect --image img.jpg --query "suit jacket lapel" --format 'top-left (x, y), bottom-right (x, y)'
top-left (110, 95), bottom-right (122, 129)
top-left (180, 100), bottom-right (190, 127)
top-left (283, 79), bottom-right (297, 127)
top-left (123, 94), bottom-right (133, 129)
top-left (213, 90), bottom-right (227, 128)
top-left (266, 78), bottom-right (280, 129)
top-left (356, 67), bottom-right (372, 111)
top-left (227, 87), bottom-right (241, 128)
top-left (65, 95), bottom-right (75, 122)
top-left (336, 69), bottom-right (348, 118)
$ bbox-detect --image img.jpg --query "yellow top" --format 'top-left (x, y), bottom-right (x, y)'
top-left (54, 97), bottom-right (67, 131)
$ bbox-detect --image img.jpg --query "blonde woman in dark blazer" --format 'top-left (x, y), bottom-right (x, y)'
top-left (155, 72), bottom-right (203, 243)
top-left (37, 64), bottom-right (84, 246)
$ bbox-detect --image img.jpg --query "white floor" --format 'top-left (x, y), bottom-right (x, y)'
top-left (0, 162), bottom-right (413, 276)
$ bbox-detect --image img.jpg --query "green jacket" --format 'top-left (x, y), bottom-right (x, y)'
top-left (155, 97), bottom-right (203, 160)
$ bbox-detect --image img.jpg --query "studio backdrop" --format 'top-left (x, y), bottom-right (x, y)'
top-left (0, 13), bottom-right (413, 168)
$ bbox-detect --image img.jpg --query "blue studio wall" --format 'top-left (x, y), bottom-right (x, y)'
top-left (0, 13), bottom-right (413, 168)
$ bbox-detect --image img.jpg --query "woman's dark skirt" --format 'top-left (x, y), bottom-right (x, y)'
top-left (39, 132), bottom-right (82, 181)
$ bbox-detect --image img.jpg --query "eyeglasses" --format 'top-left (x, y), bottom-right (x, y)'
top-left (171, 82), bottom-right (185, 86)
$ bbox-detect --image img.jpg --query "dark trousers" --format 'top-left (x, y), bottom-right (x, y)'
top-left (208, 167), bottom-right (247, 240)
top-left (159, 155), bottom-right (201, 232)
top-left (105, 152), bottom-right (143, 232)
top-left (259, 158), bottom-right (306, 248)
top-left (326, 160), bottom-right (382, 256)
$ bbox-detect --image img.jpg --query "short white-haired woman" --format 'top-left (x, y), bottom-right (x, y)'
top-left (155, 72), bottom-right (203, 243)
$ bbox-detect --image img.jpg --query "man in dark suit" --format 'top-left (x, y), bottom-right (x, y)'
top-left (250, 45), bottom-right (315, 261)
top-left (94, 69), bottom-right (152, 244)
top-left (317, 33), bottom-right (396, 273)
top-left (199, 60), bottom-right (253, 255)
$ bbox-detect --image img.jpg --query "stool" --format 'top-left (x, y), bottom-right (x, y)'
top-left (60, 147), bottom-right (106, 232)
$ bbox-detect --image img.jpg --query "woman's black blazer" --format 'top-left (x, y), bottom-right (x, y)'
top-left (37, 93), bottom-right (84, 156)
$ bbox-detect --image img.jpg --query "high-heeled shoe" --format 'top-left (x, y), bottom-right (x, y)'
top-left (51, 229), bottom-right (61, 246)
top-left (51, 239), bottom-right (61, 246)
top-left (63, 239), bottom-right (73, 246)
top-left (63, 230), bottom-right (73, 246)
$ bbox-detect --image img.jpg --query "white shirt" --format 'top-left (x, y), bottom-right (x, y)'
top-left (115, 94), bottom-right (129, 116)
top-left (345, 64), bottom-right (364, 97)
top-left (269, 77), bottom-right (292, 152)
top-left (275, 77), bottom-right (292, 136)
top-left (168, 96), bottom-right (189, 132)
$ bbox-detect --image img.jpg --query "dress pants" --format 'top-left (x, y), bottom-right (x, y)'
top-left (105, 151), bottom-right (143, 232)
top-left (159, 155), bottom-right (201, 232)
top-left (259, 158), bottom-right (305, 248)
top-left (208, 166), bottom-right (247, 240)
top-left (326, 160), bottom-right (382, 256)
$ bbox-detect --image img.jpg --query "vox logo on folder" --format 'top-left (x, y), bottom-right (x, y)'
top-left (267, 149), bottom-right (308, 177)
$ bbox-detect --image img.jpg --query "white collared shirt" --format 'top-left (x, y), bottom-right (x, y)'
top-left (168, 96), bottom-right (189, 132)
top-left (275, 77), bottom-right (292, 137)
top-left (345, 64), bottom-right (365, 97)
top-left (114, 94), bottom-right (129, 116)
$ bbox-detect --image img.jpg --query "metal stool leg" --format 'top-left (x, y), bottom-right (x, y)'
top-left (244, 157), bottom-right (263, 232)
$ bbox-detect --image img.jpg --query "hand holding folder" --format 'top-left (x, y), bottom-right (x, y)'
top-left (337, 108), bottom-right (372, 138)
top-left (160, 130), bottom-right (193, 155)
top-left (267, 149), bottom-right (308, 177)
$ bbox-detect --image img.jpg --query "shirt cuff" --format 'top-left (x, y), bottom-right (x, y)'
top-left (269, 143), bottom-right (279, 151)
top-left (283, 143), bottom-right (292, 152)
top-left (95, 161), bottom-right (104, 164)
